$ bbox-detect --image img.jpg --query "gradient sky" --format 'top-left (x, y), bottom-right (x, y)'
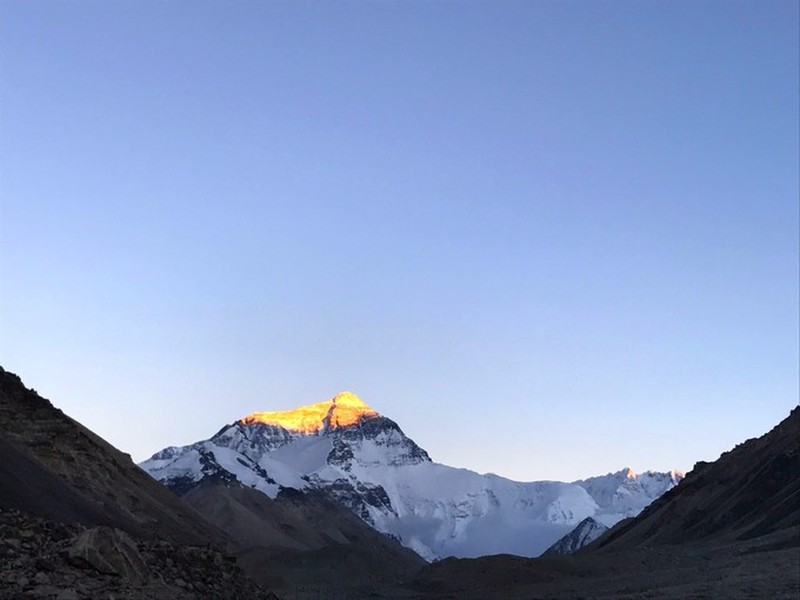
top-left (1, 1), bottom-right (797, 482)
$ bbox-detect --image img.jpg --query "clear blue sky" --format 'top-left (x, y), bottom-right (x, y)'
top-left (1, 1), bottom-right (797, 481)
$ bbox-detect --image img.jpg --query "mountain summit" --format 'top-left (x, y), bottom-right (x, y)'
top-left (142, 392), bottom-right (679, 560)
top-left (241, 391), bottom-right (378, 433)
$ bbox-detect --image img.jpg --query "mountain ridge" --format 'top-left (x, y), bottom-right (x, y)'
top-left (407, 406), bottom-right (800, 599)
top-left (594, 406), bottom-right (800, 550)
top-left (0, 365), bottom-right (280, 599)
top-left (0, 366), bottom-right (226, 547)
top-left (142, 390), bottom-right (681, 560)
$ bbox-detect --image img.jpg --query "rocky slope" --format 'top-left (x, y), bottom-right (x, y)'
top-left (402, 407), bottom-right (800, 599)
top-left (595, 406), bottom-right (800, 550)
top-left (142, 391), bottom-right (681, 559)
top-left (0, 367), bottom-right (224, 546)
top-left (177, 478), bottom-right (425, 595)
top-left (0, 507), bottom-right (277, 599)
top-left (0, 367), bottom-right (278, 599)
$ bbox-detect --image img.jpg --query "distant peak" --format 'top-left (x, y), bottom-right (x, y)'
top-left (622, 467), bottom-right (636, 479)
top-left (240, 392), bottom-right (378, 434)
top-left (332, 391), bottom-right (367, 407)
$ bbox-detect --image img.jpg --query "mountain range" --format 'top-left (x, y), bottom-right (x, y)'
top-left (2, 365), bottom-right (796, 599)
top-left (415, 406), bottom-right (799, 599)
top-left (141, 391), bottom-right (682, 560)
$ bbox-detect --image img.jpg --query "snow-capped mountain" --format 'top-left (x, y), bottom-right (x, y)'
top-left (141, 392), bottom-right (681, 560)
top-left (574, 468), bottom-right (684, 527)
top-left (541, 517), bottom-right (609, 556)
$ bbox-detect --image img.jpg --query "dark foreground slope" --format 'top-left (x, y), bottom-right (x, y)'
top-left (0, 367), bottom-right (224, 546)
top-left (0, 507), bottom-right (275, 599)
top-left (0, 367), bottom-right (277, 599)
top-left (175, 474), bottom-right (425, 595)
top-left (402, 408), bottom-right (800, 600)
top-left (595, 406), bottom-right (799, 549)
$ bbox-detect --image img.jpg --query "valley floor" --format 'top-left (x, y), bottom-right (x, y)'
top-left (375, 529), bottom-right (800, 600)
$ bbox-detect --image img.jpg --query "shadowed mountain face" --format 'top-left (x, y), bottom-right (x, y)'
top-left (177, 479), bottom-right (425, 595)
top-left (0, 430), bottom-right (111, 526)
top-left (541, 517), bottom-right (608, 556)
top-left (405, 408), bottom-right (800, 599)
top-left (595, 406), bottom-right (800, 550)
top-left (0, 367), bottom-right (281, 599)
top-left (0, 367), bottom-right (225, 546)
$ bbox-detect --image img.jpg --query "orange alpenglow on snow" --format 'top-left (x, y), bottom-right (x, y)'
top-left (240, 391), bottom-right (379, 433)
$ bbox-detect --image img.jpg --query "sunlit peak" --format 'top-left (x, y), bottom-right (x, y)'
top-left (240, 391), bottom-right (378, 434)
top-left (333, 391), bottom-right (367, 407)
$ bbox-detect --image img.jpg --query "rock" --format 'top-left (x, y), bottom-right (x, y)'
top-left (68, 527), bottom-right (150, 584)
top-left (35, 557), bottom-right (58, 571)
top-left (0, 507), bottom-right (278, 599)
top-left (33, 571), bottom-right (49, 585)
top-left (29, 584), bottom-right (60, 598)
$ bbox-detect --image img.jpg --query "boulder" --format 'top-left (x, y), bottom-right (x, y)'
top-left (68, 526), bottom-right (149, 584)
